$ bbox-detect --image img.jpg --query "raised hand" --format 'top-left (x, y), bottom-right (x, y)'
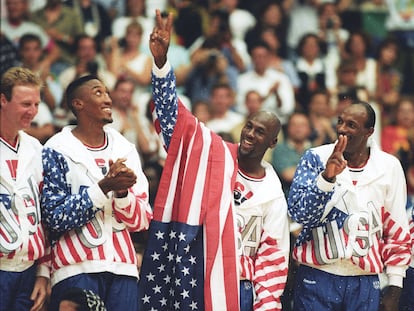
top-left (322, 134), bottom-right (348, 182)
top-left (149, 9), bottom-right (174, 68)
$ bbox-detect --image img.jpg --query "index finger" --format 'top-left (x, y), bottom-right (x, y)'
top-left (334, 134), bottom-right (347, 154)
top-left (155, 9), bottom-right (163, 29)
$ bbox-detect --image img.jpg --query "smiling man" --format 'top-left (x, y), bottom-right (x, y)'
top-left (288, 101), bottom-right (411, 311)
top-left (41, 75), bottom-right (152, 311)
top-left (138, 10), bottom-right (290, 311)
top-left (0, 67), bottom-right (49, 311)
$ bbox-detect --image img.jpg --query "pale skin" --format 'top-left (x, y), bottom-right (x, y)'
top-left (0, 85), bottom-right (50, 311)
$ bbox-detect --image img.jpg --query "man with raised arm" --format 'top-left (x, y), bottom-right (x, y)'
top-left (138, 10), bottom-right (290, 311)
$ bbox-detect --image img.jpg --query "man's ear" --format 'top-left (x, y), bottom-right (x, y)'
top-left (269, 137), bottom-right (278, 149)
top-left (72, 98), bottom-right (83, 112)
top-left (366, 126), bottom-right (374, 138)
top-left (0, 94), bottom-right (8, 108)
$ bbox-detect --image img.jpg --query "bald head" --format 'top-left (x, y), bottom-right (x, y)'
top-left (249, 110), bottom-right (281, 140)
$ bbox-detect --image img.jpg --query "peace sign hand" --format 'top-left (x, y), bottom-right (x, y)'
top-left (322, 134), bottom-right (348, 183)
top-left (150, 9), bottom-right (174, 68)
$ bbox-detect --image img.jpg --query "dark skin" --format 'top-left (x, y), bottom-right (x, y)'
top-left (321, 103), bottom-right (401, 311)
top-left (238, 111), bottom-right (280, 177)
top-left (70, 79), bottom-right (137, 197)
top-left (150, 10), bottom-right (281, 178)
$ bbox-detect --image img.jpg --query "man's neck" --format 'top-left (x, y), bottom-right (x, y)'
top-left (344, 147), bottom-right (370, 168)
top-left (238, 158), bottom-right (265, 178)
top-left (72, 125), bottom-right (106, 147)
top-left (0, 126), bottom-right (19, 146)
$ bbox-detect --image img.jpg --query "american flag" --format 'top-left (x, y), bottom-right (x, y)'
top-left (139, 220), bottom-right (204, 310)
top-left (139, 69), bottom-right (240, 310)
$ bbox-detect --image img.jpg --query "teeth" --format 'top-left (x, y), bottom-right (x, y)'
top-left (103, 108), bottom-right (111, 112)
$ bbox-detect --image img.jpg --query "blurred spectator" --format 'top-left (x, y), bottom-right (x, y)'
top-left (317, 2), bottom-right (349, 71)
top-left (245, 0), bottom-right (289, 58)
top-left (111, 0), bottom-right (154, 53)
top-left (106, 77), bottom-right (153, 160)
top-left (271, 112), bottom-right (312, 198)
top-left (259, 26), bottom-right (301, 92)
top-left (285, 0), bottom-right (319, 60)
top-left (1, 0), bottom-right (60, 73)
top-left (375, 37), bottom-right (403, 125)
top-left (107, 21), bottom-right (152, 95)
top-left (360, 0), bottom-right (388, 48)
top-left (329, 57), bottom-right (369, 111)
top-left (95, 0), bottom-right (126, 21)
top-left (185, 46), bottom-right (236, 103)
top-left (189, 9), bottom-right (250, 73)
top-left (59, 34), bottom-right (116, 91)
top-left (18, 33), bottom-right (63, 112)
top-left (171, 0), bottom-right (204, 48)
top-left (295, 33), bottom-right (329, 112)
top-left (308, 90), bottom-right (337, 146)
top-left (381, 97), bottom-right (414, 160)
top-left (191, 100), bottom-right (211, 124)
top-left (384, 0), bottom-right (414, 95)
top-left (0, 33), bottom-right (19, 76)
top-left (64, 0), bottom-right (112, 50)
top-left (206, 82), bottom-right (244, 134)
top-left (30, 0), bottom-right (83, 76)
top-left (142, 160), bottom-right (163, 207)
top-left (237, 41), bottom-right (295, 125)
top-left (342, 31), bottom-right (377, 99)
top-left (216, 0), bottom-right (256, 41)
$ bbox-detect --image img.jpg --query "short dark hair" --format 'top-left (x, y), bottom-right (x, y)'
top-left (65, 75), bottom-right (99, 115)
top-left (18, 33), bottom-right (42, 50)
top-left (247, 40), bottom-right (271, 56)
top-left (352, 100), bottom-right (376, 129)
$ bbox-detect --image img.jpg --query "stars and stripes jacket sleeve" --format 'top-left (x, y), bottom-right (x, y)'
top-left (253, 192), bottom-right (289, 310)
top-left (41, 147), bottom-right (98, 238)
top-left (151, 61), bottom-right (178, 150)
top-left (287, 147), bottom-right (335, 227)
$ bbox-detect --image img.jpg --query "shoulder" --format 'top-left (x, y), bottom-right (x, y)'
top-left (44, 126), bottom-right (72, 149)
top-left (301, 143), bottom-right (335, 164)
top-left (372, 144), bottom-right (401, 166)
top-left (19, 131), bottom-right (42, 150)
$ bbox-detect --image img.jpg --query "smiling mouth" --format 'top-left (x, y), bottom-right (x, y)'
top-left (102, 107), bottom-right (111, 113)
top-left (240, 139), bottom-right (254, 150)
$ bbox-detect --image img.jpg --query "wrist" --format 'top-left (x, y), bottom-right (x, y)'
top-left (115, 190), bottom-right (128, 198)
top-left (322, 171), bottom-right (336, 183)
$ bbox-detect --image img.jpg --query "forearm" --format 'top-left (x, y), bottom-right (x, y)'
top-left (151, 61), bottom-right (178, 148)
top-left (288, 173), bottom-right (334, 226)
top-left (41, 148), bottom-right (101, 234)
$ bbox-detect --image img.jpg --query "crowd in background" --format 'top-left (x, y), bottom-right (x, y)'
top-left (1, 0), bottom-right (414, 271)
